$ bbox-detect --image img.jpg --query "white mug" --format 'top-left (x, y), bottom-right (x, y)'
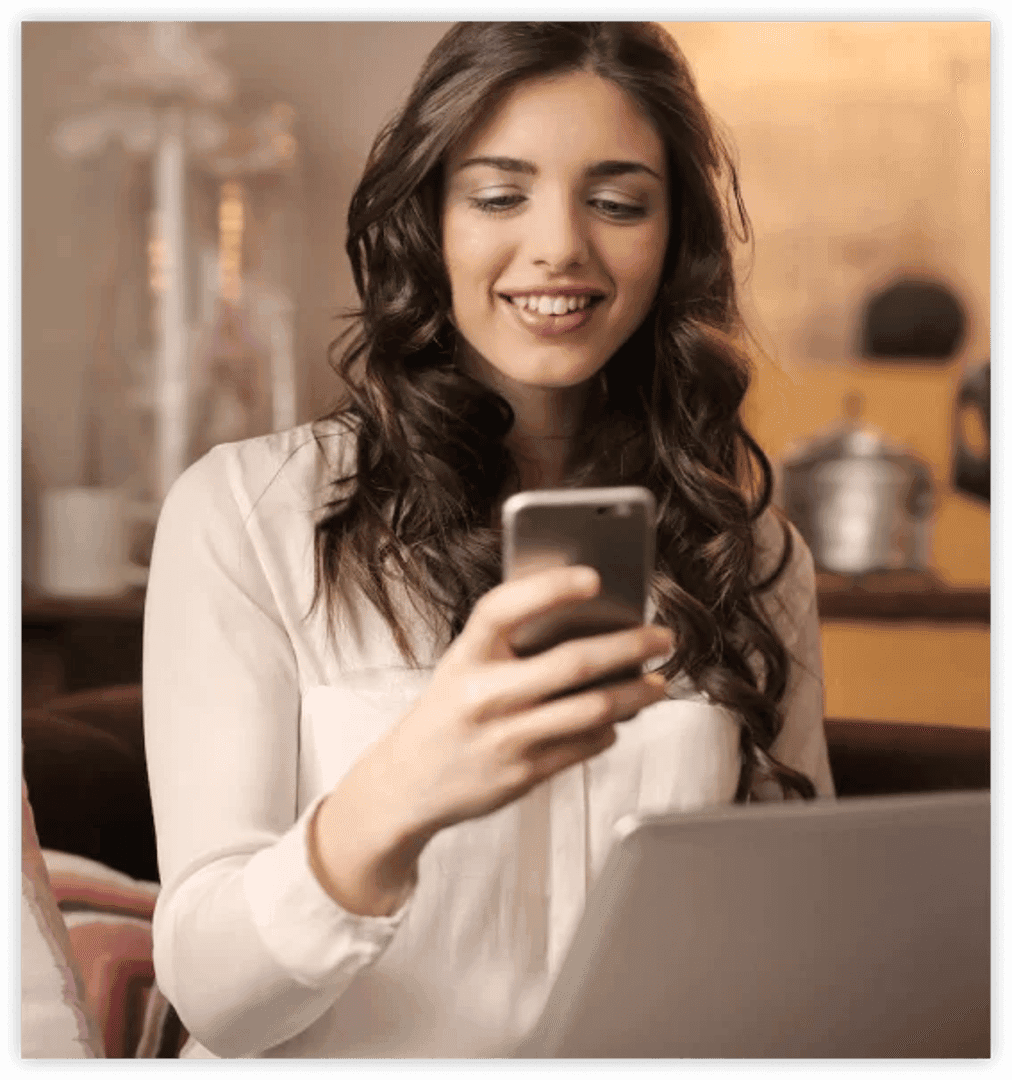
top-left (38, 487), bottom-right (150, 599)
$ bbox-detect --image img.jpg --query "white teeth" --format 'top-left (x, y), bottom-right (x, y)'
top-left (512, 294), bottom-right (595, 314)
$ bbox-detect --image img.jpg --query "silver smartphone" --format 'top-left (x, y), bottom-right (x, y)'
top-left (501, 486), bottom-right (656, 659)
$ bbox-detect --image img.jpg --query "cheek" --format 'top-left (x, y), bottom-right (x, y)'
top-left (612, 230), bottom-right (667, 312)
top-left (613, 255), bottom-right (665, 324)
top-left (442, 215), bottom-right (507, 303)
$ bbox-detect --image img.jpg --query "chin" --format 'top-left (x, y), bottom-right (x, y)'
top-left (510, 368), bottom-right (602, 393)
top-left (504, 350), bottom-right (610, 390)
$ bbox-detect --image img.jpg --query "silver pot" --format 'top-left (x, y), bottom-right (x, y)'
top-left (779, 418), bottom-right (935, 575)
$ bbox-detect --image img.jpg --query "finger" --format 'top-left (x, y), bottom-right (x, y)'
top-left (461, 566), bottom-right (601, 657)
top-left (508, 671), bottom-right (668, 747)
top-left (523, 723), bottom-right (620, 787)
top-left (496, 625), bottom-right (673, 711)
top-left (465, 625), bottom-right (672, 719)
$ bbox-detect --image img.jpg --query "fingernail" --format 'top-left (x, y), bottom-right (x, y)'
top-left (573, 567), bottom-right (599, 589)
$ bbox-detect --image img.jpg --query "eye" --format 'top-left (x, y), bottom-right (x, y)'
top-left (467, 192), bottom-right (526, 215)
top-left (590, 197), bottom-right (648, 221)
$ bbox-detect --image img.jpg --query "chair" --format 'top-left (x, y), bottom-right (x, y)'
top-left (22, 683), bottom-right (991, 882)
top-left (22, 685), bottom-right (157, 883)
top-left (823, 718), bottom-right (990, 797)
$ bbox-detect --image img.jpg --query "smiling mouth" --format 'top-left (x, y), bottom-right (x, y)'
top-left (498, 292), bottom-right (603, 338)
top-left (501, 293), bottom-right (604, 315)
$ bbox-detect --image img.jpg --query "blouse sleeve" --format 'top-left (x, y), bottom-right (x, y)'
top-left (142, 446), bottom-right (411, 1057)
top-left (753, 514), bottom-right (836, 799)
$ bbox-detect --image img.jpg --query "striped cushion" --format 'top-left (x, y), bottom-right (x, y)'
top-left (41, 850), bottom-right (186, 1058)
top-left (21, 778), bottom-right (104, 1058)
top-left (44, 851), bottom-right (158, 918)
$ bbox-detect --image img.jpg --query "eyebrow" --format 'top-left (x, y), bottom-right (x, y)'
top-left (455, 156), bottom-right (663, 182)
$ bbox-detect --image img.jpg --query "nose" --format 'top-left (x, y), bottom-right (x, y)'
top-left (528, 191), bottom-right (590, 271)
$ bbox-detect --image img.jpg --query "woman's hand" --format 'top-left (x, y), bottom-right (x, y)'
top-left (309, 566), bottom-right (673, 916)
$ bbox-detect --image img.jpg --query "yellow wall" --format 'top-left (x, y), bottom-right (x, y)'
top-left (821, 624), bottom-right (989, 728)
top-left (666, 23), bottom-right (991, 728)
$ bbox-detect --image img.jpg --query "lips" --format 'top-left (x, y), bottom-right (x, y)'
top-left (499, 291), bottom-right (603, 337)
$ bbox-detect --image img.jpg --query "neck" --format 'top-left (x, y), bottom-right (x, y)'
top-left (458, 342), bottom-right (594, 492)
top-left (504, 383), bottom-right (591, 490)
top-left (507, 434), bottom-right (569, 491)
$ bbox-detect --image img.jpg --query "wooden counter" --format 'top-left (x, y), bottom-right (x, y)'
top-left (22, 572), bottom-right (990, 630)
top-left (22, 588), bottom-right (146, 706)
top-left (815, 571), bottom-right (989, 624)
top-left (22, 576), bottom-right (991, 727)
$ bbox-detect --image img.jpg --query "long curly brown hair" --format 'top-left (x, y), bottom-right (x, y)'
top-left (312, 22), bottom-right (816, 801)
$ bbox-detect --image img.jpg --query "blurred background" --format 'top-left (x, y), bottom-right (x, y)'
top-left (21, 21), bottom-right (989, 730)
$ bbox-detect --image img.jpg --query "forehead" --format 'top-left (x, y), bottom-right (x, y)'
top-left (447, 70), bottom-right (667, 175)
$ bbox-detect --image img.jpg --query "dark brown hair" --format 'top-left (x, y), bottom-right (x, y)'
top-left (313, 22), bottom-right (816, 801)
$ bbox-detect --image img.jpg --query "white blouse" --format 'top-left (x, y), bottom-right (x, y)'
top-left (142, 420), bottom-right (834, 1059)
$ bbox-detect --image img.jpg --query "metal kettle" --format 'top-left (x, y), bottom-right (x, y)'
top-left (779, 396), bottom-right (935, 576)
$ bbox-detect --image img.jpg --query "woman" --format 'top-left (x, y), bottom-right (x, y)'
top-left (143, 22), bottom-right (834, 1059)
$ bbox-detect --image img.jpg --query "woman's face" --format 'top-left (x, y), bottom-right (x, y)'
top-left (442, 71), bottom-right (669, 399)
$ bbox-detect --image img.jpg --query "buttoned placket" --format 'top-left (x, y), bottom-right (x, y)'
top-left (547, 758), bottom-right (590, 974)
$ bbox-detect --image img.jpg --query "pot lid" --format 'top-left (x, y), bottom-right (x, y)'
top-left (782, 393), bottom-right (924, 468)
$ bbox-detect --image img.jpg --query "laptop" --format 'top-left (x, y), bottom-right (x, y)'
top-left (516, 790), bottom-right (990, 1058)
